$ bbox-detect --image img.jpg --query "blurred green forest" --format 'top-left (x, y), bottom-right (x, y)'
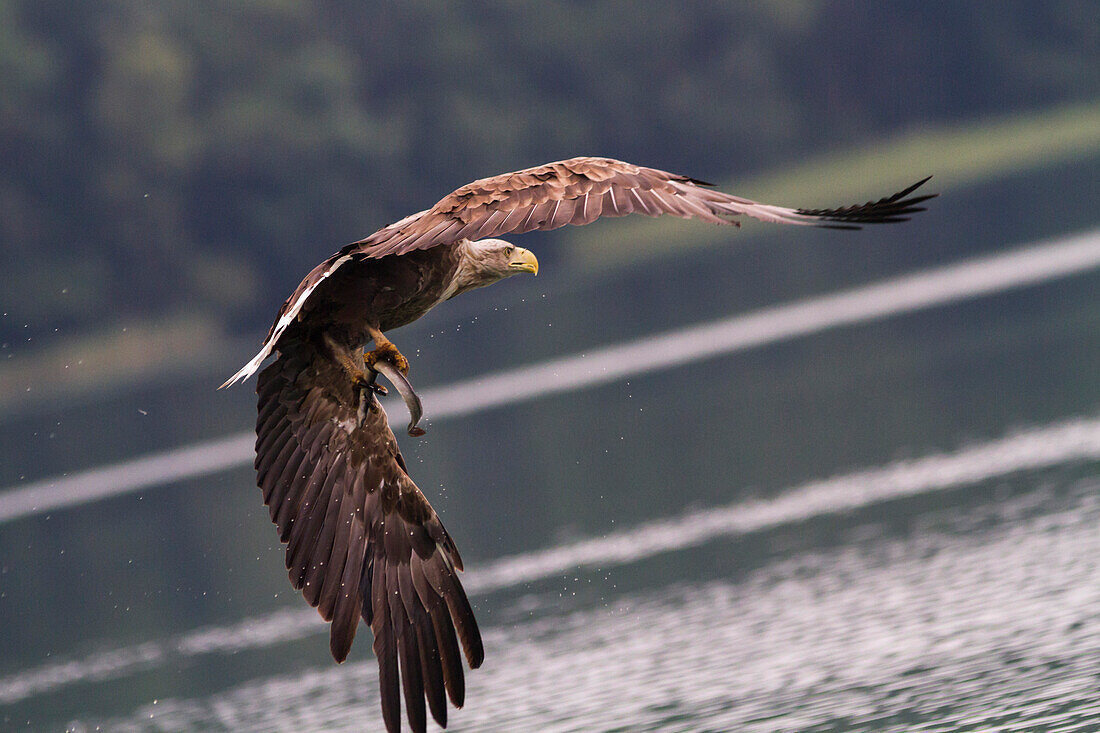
top-left (1, 0), bottom-right (1098, 349)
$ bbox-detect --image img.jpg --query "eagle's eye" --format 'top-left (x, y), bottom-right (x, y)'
top-left (504, 245), bottom-right (515, 257)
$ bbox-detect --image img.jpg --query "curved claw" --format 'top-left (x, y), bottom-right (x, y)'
top-left (370, 359), bottom-right (426, 437)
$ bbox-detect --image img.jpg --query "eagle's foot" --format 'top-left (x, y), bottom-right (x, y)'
top-left (349, 371), bottom-right (386, 395)
top-left (343, 366), bottom-right (385, 395)
top-left (364, 342), bottom-right (410, 376)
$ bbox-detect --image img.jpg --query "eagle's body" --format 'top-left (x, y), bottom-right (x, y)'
top-left (282, 245), bottom-right (465, 347)
top-left (223, 156), bottom-right (935, 733)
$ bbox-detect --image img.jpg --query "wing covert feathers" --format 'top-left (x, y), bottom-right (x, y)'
top-left (255, 338), bottom-right (482, 733)
top-left (350, 156), bottom-right (936, 258)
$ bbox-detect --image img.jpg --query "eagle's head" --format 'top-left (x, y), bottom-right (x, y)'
top-left (449, 239), bottom-right (538, 297)
top-left (471, 238), bottom-right (539, 277)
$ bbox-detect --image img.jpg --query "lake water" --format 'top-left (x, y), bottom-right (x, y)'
top-left (3, 222), bottom-right (1100, 731)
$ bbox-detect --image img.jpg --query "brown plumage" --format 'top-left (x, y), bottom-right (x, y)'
top-left (254, 334), bottom-right (481, 733)
top-left (222, 156), bottom-right (935, 732)
top-left (353, 157), bottom-right (934, 258)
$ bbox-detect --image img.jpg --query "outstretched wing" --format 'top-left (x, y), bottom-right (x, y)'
top-left (220, 157), bottom-right (935, 388)
top-left (351, 156), bottom-right (936, 258)
top-left (255, 336), bottom-right (483, 733)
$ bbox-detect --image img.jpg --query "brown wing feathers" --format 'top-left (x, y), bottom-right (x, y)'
top-left (350, 157), bottom-right (935, 258)
top-left (255, 338), bottom-right (483, 733)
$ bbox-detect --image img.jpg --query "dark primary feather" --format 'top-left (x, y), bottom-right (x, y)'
top-left (255, 336), bottom-right (483, 733)
top-left (794, 175), bottom-right (937, 229)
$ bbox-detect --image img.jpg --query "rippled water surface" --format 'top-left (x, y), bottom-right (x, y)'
top-left (85, 468), bottom-right (1100, 733)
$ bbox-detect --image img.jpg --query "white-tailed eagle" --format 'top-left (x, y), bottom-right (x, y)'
top-left (221, 157), bottom-right (934, 732)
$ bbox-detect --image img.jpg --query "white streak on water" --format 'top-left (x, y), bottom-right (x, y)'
top-left (3, 227), bottom-right (1100, 523)
top-left (0, 434), bottom-right (256, 524)
top-left (4, 414), bottom-right (1100, 706)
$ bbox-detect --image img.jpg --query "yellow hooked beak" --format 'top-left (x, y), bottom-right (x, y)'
top-left (508, 247), bottom-right (539, 275)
